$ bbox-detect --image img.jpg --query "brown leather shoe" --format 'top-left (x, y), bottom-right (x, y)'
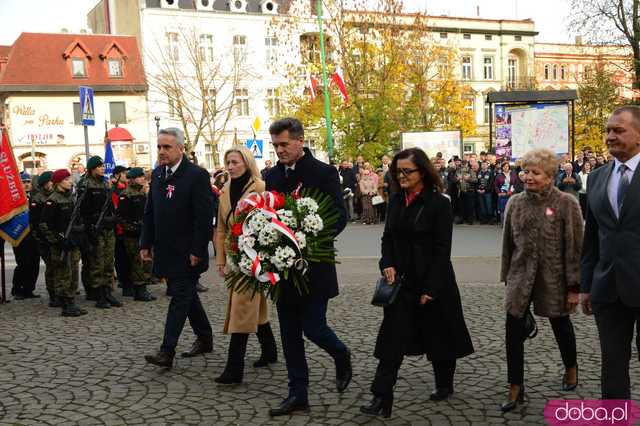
top-left (144, 351), bottom-right (174, 368)
top-left (181, 337), bottom-right (213, 358)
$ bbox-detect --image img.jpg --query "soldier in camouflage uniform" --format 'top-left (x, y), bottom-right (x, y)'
top-left (39, 169), bottom-right (87, 317)
top-left (116, 167), bottom-right (156, 302)
top-left (30, 171), bottom-right (60, 307)
top-left (78, 156), bottom-right (122, 309)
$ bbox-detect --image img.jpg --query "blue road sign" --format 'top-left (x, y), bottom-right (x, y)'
top-left (79, 86), bottom-right (95, 126)
top-left (246, 139), bottom-right (263, 159)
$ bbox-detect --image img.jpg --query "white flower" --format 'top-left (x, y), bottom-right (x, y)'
top-left (258, 250), bottom-right (270, 261)
top-left (271, 246), bottom-right (296, 270)
top-left (294, 231), bottom-right (307, 250)
top-left (238, 254), bottom-right (253, 275)
top-left (249, 211), bottom-right (270, 232)
top-left (296, 198), bottom-right (319, 214)
top-left (258, 224), bottom-right (280, 246)
top-left (226, 254), bottom-right (239, 272)
top-left (301, 213), bottom-right (324, 236)
top-left (238, 235), bottom-right (255, 250)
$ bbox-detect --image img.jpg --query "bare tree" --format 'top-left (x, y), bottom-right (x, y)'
top-left (147, 25), bottom-right (251, 167)
top-left (568, 0), bottom-right (640, 90)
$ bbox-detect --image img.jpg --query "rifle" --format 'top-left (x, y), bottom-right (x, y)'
top-left (93, 173), bottom-right (122, 233)
top-left (59, 179), bottom-right (88, 263)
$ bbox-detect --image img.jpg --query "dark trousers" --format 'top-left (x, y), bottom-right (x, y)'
top-left (11, 232), bottom-right (40, 296)
top-left (478, 192), bottom-right (493, 223)
top-left (276, 299), bottom-right (348, 401)
top-left (506, 313), bottom-right (576, 385)
top-left (578, 193), bottom-right (588, 219)
top-left (461, 191), bottom-right (477, 224)
top-left (372, 358), bottom-right (456, 398)
top-left (160, 276), bottom-right (213, 354)
top-left (114, 236), bottom-right (131, 289)
top-left (593, 299), bottom-right (640, 399)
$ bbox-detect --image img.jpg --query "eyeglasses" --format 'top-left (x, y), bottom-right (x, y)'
top-left (397, 168), bottom-right (419, 177)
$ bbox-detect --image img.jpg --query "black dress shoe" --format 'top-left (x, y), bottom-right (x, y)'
top-left (144, 351), bottom-right (174, 368)
top-left (562, 365), bottom-right (578, 391)
top-left (360, 395), bottom-right (393, 418)
top-left (268, 396), bottom-right (310, 417)
top-left (429, 387), bottom-right (454, 401)
top-left (335, 349), bottom-right (352, 393)
top-left (500, 385), bottom-right (525, 413)
top-left (181, 337), bottom-right (213, 358)
top-left (214, 369), bottom-right (243, 385)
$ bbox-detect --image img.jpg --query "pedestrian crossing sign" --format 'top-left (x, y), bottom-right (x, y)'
top-left (79, 86), bottom-right (95, 126)
top-left (246, 139), bottom-right (263, 159)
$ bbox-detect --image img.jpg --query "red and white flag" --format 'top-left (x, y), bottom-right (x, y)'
top-left (306, 72), bottom-right (318, 102)
top-left (331, 67), bottom-right (349, 102)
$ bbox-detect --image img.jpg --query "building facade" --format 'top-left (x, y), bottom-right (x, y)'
top-left (0, 33), bottom-right (150, 173)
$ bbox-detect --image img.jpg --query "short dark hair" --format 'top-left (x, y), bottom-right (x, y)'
top-left (612, 105), bottom-right (640, 130)
top-left (389, 148), bottom-right (445, 193)
top-left (269, 117), bottom-right (304, 139)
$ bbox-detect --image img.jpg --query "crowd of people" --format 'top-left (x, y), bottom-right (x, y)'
top-left (7, 108), bottom-right (639, 419)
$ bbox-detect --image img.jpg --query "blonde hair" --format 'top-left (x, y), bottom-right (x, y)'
top-left (521, 148), bottom-right (559, 178)
top-left (223, 145), bottom-right (262, 180)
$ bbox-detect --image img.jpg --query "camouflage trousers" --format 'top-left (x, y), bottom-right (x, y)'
top-left (84, 229), bottom-right (116, 290)
top-left (50, 246), bottom-right (80, 298)
top-left (124, 236), bottom-right (151, 286)
top-left (37, 242), bottom-right (55, 293)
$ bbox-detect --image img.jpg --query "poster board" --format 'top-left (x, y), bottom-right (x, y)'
top-left (401, 130), bottom-right (462, 161)
top-left (495, 103), bottom-right (569, 159)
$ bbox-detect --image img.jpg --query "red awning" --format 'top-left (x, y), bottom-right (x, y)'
top-left (108, 127), bottom-right (134, 142)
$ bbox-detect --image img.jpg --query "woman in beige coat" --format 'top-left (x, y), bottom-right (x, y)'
top-left (214, 146), bottom-right (277, 384)
top-left (500, 148), bottom-right (584, 412)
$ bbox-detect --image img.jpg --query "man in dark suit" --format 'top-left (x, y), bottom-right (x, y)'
top-left (581, 106), bottom-right (640, 399)
top-left (140, 127), bottom-right (215, 368)
top-left (265, 118), bottom-right (352, 416)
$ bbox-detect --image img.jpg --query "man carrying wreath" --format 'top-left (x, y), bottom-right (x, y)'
top-left (264, 117), bottom-right (351, 417)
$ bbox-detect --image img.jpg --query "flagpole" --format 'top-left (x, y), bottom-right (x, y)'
top-left (316, 0), bottom-right (334, 162)
top-left (0, 240), bottom-right (6, 304)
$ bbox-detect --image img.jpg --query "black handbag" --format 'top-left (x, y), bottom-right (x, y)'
top-left (371, 276), bottom-right (402, 307)
top-left (524, 306), bottom-right (538, 339)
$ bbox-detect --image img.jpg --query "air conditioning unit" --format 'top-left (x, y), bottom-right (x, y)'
top-left (161, 0), bottom-right (179, 9)
top-left (135, 144), bottom-right (150, 154)
top-left (195, 0), bottom-right (214, 11)
top-left (230, 0), bottom-right (248, 13)
top-left (260, 0), bottom-right (279, 14)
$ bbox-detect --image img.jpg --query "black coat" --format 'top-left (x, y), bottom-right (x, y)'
top-left (140, 155), bottom-right (214, 279)
top-left (375, 189), bottom-right (474, 361)
top-left (265, 148), bottom-right (347, 304)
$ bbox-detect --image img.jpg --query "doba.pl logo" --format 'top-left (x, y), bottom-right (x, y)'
top-left (545, 400), bottom-right (640, 425)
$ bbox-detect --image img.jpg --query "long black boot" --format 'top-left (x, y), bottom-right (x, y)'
top-left (215, 333), bottom-right (249, 384)
top-left (48, 290), bottom-right (62, 308)
top-left (104, 287), bottom-right (123, 307)
top-left (62, 297), bottom-right (88, 317)
top-left (95, 287), bottom-right (111, 309)
top-left (253, 322), bottom-right (278, 367)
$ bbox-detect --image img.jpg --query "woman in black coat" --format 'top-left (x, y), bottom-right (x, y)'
top-left (360, 148), bottom-right (475, 418)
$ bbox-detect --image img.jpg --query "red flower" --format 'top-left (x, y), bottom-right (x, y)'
top-left (230, 242), bottom-right (239, 252)
top-left (273, 192), bottom-right (286, 209)
top-left (231, 223), bottom-right (243, 236)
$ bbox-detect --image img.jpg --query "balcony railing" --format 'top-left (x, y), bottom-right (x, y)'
top-left (502, 76), bottom-right (537, 91)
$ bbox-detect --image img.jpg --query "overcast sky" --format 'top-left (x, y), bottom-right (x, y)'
top-left (0, 0), bottom-right (572, 45)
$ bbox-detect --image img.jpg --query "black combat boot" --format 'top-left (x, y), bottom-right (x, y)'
top-left (62, 297), bottom-right (88, 317)
top-left (134, 285), bottom-right (157, 302)
top-left (85, 287), bottom-right (97, 301)
top-left (48, 290), bottom-right (62, 308)
top-left (104, 287), bottom-right (123, 307)
top-left (95, 287), bottom-right (111, 309)
top-left (215, 333), bottom-right (249, 384)
top-left (253, 322), bottom-right (278, 367)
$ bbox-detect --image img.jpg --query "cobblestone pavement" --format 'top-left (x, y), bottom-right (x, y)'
top-left (1, 258), bottom-right (638, 425)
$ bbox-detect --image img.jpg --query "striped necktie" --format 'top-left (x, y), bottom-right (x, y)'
top-left (617, 164), bottom-right (630, 212)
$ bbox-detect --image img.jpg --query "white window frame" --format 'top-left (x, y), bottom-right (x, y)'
top-left (71, 58), bottom-right (86, 77)
top-left (508, 57), bottom-right (517, 85)
top-left (483, 56), bottom-right (493, 80)
top-left (199, 34), bottom-right (214, 62)
top-left (265, 37), bottom-right (278, 66)
top-left (108, 59), bottom-right (122, 77)
top-left (266, 88), bottom-right (280, 117)
top-left (235, 88), bottom-right (249, 116)
top-left (166, 32), bottom-right (179, 62)
top-left (233, 35), bottom-right (248, 64)
top-left (462, 56), bottom-right (472, 80)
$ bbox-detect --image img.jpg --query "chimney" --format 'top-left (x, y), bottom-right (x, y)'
top-left (575, 36), bottom-right (583, 45)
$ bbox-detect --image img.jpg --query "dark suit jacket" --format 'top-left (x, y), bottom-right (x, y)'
top-left (265, 148), bottom-right (347, 304)
top-left (140, 155), bottom-right (214, 279)
top-left (580, 161), bottom-right (640, 306)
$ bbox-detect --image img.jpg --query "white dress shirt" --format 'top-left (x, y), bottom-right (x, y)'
top-left (166, 156), bottom-right (183, 177)
top-left (607, 151), bottom-right (640, 218)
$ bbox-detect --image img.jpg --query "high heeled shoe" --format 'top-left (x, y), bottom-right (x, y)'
top-left (500, 385), bottom-right (525, 413)
top-left (360, 395), bottom-right (393, 418)
top-left (562, 365), bottom-right (579, 392)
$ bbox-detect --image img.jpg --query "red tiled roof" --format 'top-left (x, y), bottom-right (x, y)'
top-left (0, 45), bottom-right (11, 58)
top-left (0, 33), bottom-right (146, 91)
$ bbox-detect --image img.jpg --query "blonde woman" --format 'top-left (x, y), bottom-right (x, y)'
top-left (214, 146), bottom-right (278, 384)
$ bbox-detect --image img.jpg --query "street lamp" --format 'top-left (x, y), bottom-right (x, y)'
top-left (154, 116), bottom-right (160, 136)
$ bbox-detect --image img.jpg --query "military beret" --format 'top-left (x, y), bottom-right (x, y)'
top-left (86, 156), bottom-right (104, 170)
top-left (113, 165), bottom-right (129, 175)
top-left (20, 171), bottom-right (32, 182)
top-left (127, 167), bottom-right (144, 179)
top-left (51, 169), bottom-right (71, 184)
top-left (38, 171), bottom-right (53, 186)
